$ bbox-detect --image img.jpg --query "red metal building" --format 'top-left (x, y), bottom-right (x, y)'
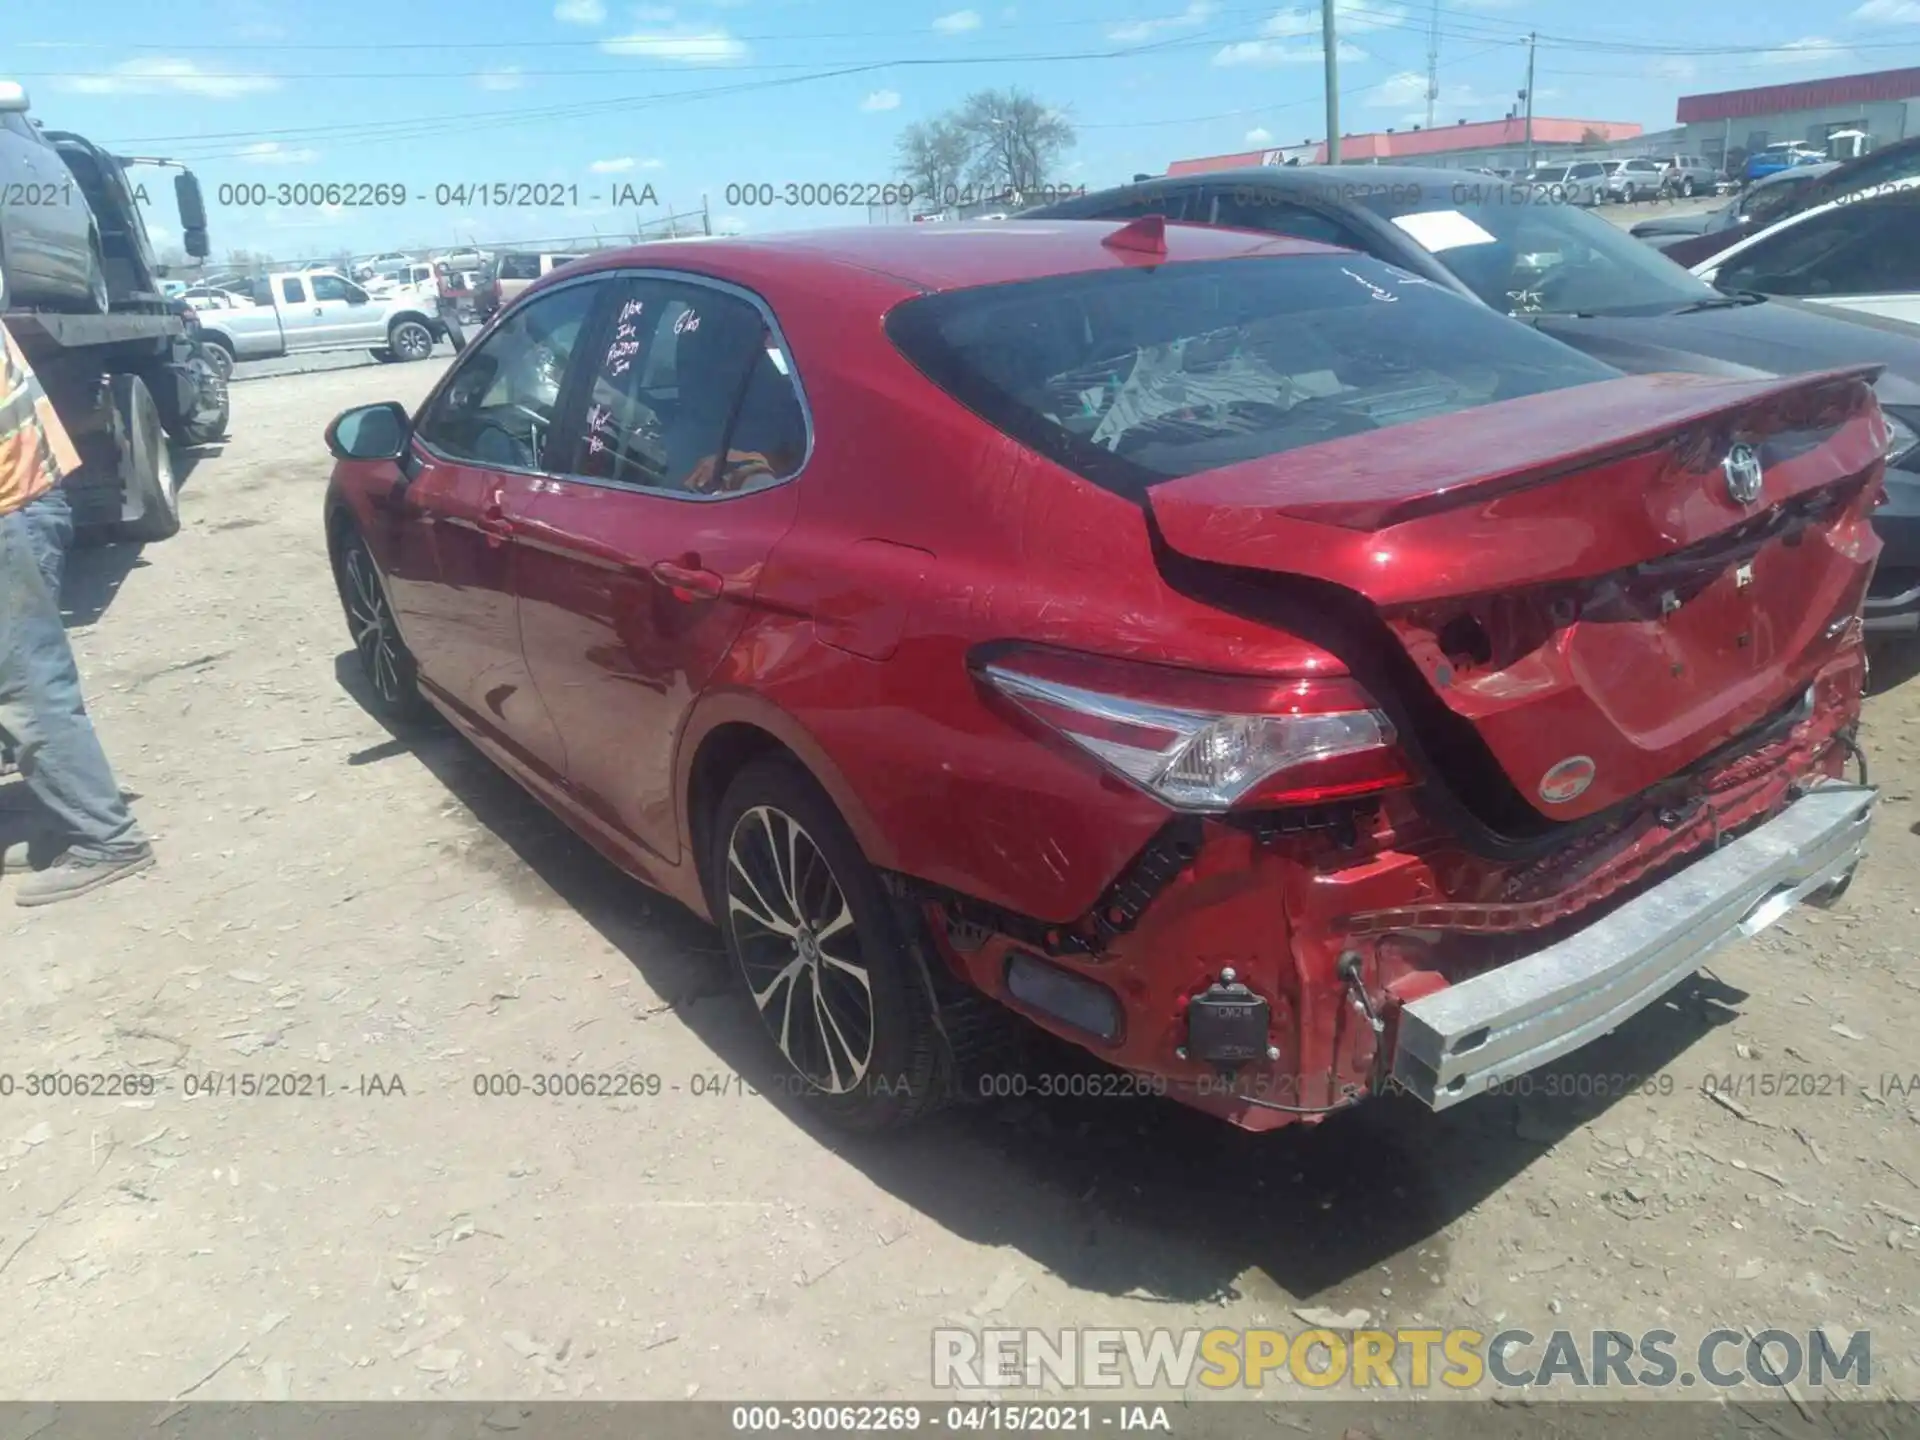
top-left (1168, 117), bottom-right (1643, 173)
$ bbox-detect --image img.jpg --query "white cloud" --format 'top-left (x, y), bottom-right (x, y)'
top-left (1246, 125), bottom-right (1274, 143)
top-left (1647, 55), bottom-right (1698, 81)
top-left (1755, 36), bottom-right (1858, 65)
top-left (600, 27), bottom-right (749, 62)
top-left (714, 214), bottom-right (750, 234)
top-left (1108, 0), bottom-right (1214, 43)
top-left (554, 0), bottom-right (606, 21)
top-left (1261, 0), bottom-right (1406, 38)
top-left (1365, 71), bottom-right (1427, 108)
top-left (591, 156), bottom-right (665, 172)
top-left (862, 88), bottom-right (902, 111)
top-left (1852, 0), bottom-right (1920, 19)
top-left (60, 57), bottom-right (279, 98)
top-left (1214, 38), bottom-right (1367, 64)
top-left (475, 65), bottom-right (526, 90)
top-left (239, 141), bottom-right (319, 164)
top-left (934, 9), bottom-right (983, 33)
top-left (1363, 69), bottom-right (1489, 115)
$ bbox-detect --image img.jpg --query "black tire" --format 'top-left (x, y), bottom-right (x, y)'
top-left (387, 318), bottom-right (435, 362)
top-left (1682, 177), bottom-right (1697, 198)
top-left (172, 351), bottom-right (230, 447)
top-left (201, 337), bottom-right (235, 383)
top-left (711, 756), bottom-right (950, 1132)
top-left (331, 523), bottom-right (439, 727)
top-left (370, 347), bottom-right (398, 363)
top-left (112, 374), bottom-right (181, 544)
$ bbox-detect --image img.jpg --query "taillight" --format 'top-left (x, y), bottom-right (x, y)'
top-left (976, 646), bottom-right (1411, 813)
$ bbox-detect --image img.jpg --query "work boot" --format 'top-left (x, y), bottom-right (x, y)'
top-left (15, 845), bottom-right (156, 907)
top-left (1, 839), bottom-right (29, 872)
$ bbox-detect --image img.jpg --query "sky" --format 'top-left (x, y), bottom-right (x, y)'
top-left (11, 0), bottom-right (1920, 262)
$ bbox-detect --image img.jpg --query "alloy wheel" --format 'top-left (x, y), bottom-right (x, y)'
top-left (725, 804), bottom-right (875, 1094)
top-left (344, 543), bottom-right (405, 706)
top-left (393, 322), bottom-right (434, 360)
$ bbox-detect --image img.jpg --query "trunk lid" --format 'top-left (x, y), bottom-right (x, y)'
top-left (1146, 368), bottom-right (1887, 820)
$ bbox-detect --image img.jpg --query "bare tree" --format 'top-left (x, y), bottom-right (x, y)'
top-left (896, 118), bottom-right (972, 207)
top-left (955, 89), bottom-right (1075, 198)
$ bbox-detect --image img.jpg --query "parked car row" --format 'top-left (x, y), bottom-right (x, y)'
top-left (317, 179), bottom-right (1892, 1140)
top-left (1635, 136), bottom-right (1920, 271)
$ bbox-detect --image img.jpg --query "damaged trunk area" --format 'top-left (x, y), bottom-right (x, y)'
top-left (1144, 365), bottom-right (1888, 850)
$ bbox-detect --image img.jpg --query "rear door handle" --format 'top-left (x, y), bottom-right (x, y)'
top-left (649, 559), bottom-right (724, 600)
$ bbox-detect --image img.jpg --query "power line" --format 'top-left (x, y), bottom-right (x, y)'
top-left (19, 4), bottom-right (1289, 52)
top-left (101, 28), bottom-right (1272, 152)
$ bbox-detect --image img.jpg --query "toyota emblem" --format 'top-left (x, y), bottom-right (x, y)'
top-left (1722, 443), bottom-right (1764, 506)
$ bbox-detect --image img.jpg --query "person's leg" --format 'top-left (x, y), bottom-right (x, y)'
top-left (0, 503), bottom-right (153, 903)
top-left (0, 487), bottom-right (69, 776)
top-left (23, 485), bottom-right (73, 600)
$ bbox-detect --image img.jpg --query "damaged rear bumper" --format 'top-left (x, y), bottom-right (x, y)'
top-left (1391, 781), bottom-right (1877, 1110)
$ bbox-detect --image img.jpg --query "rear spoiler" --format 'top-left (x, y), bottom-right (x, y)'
top-left (1174, 365), bottom-right (1884, 533)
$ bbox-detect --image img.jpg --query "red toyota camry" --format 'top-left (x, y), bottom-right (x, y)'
top-left (323, 218), bottom-right (1884, 1133)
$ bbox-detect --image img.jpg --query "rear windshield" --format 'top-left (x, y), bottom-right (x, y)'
top-left (885, 253), bottom-right (1617, 499)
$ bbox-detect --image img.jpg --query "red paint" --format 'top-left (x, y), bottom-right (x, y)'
top-left (1676, 66), bottom-right (1920, 125)
top-left (325, 221), bottom-right (1879, 1131)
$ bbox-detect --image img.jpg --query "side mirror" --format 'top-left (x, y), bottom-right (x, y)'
top-left (184, 227), bottom-right (211, 260)
top-left (175, 172), bottom-right (208, 231)
top-left (325, 402), bottom-right (411, 462)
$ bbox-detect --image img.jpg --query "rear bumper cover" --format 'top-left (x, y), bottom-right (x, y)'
top-left (1391, 781), bottom-right (1876, 1110)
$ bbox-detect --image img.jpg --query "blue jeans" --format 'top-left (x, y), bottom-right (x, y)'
top-left (0, 488), bottom-right (148, 861)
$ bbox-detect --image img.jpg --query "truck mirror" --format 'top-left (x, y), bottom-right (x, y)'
top-left (175, 172), bottom-right (209, 231)
top-left (184, 227), bottom-right (211, 260)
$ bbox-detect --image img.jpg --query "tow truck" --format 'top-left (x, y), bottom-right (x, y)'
top-left (4, 87), bottom-right (224, 546)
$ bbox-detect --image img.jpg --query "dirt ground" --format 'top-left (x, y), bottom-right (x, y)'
top-left (2, 356), bottom-right (1919, 1407)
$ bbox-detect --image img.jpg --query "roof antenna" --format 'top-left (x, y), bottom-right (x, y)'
top-left (1102, 213), bottom-right (1168, 257)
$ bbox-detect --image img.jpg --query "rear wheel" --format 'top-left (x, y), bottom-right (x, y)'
top-left (387, 318), bottom-right (435, 362)
top-left (331, 523), bottom-right (438, 726)
top-left (201, 337), bottom-right (235, 383)
top-left (1681, 176), bottom-right (1697, 197)
top-left (113, 374), bottom-right (181, 544)
top-left (712, 757), bottom-right (950, 1132)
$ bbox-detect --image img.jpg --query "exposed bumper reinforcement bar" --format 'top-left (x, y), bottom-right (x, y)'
top-left (1391, 782), bottom-right (1877, 1111)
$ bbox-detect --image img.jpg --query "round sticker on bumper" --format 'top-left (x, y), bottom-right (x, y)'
top-left (1539, 755), bottom-right (1597, 805)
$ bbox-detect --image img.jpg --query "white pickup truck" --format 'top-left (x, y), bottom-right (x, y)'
top-left (194, 267), bottom-right (445, 378)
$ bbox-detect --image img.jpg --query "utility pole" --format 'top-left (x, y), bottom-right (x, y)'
top-left (1424, 0), bottom-right (1440, 130)
top-left (1323, 0), bottom-right (1341, 164)
top-left (1522, 32), bottom-right (1537, 172)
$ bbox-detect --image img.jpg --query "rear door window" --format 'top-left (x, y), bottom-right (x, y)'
top-left (885, 254), bottom-right (1617, 501)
